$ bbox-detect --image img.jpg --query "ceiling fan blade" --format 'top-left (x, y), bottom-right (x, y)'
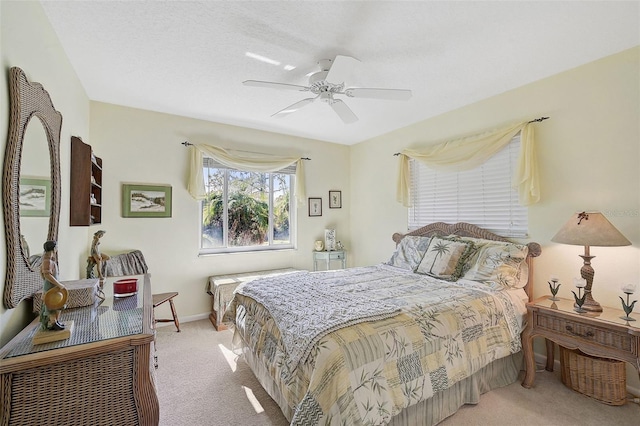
top-left (326, 55), bottom-right (360, 84)
top-left (344, 88), bottom-right (412, 101)
top-left (272, 97), bottom-right (316, 117)
top-left (243, 80), bottom-right (309, 91)
top-left (330, 99), bottom-right (358, 124)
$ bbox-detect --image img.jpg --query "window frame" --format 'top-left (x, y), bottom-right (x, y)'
top-left (198, 163), bottom-right (296, 255)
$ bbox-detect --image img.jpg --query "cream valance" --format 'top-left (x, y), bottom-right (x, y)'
top-left (188, 144), bottom-right (306, 206)
top-left (396, 121), bottom-right (540, 207)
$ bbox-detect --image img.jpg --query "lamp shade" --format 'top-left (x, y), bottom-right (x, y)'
top-left (551, 211), bottom-right (631, 247)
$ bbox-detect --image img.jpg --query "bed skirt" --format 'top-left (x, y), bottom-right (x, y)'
top-left (233, 329), bottom-right (522, 426)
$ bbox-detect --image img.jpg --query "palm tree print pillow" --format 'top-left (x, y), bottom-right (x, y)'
top-left (463, 242), bottom-right (529, 288)
top-left (387, 236), bottom-right (431, 271)
top-left (415, 237), bottom-right (475, 281)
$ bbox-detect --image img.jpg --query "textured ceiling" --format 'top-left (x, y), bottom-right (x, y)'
top-left (40, 1), bottom-right (639, 145)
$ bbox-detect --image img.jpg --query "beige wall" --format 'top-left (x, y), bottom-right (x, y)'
top-left (1, 1), bottom-right (91, 345)
top-left (89, 102), bottom-right (350, 323)
top-left (350, 46), bottom-right (640, 388)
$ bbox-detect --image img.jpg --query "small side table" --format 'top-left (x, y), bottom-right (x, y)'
top-left (313, 250), bottom-right (346, 271)
top-left (521, 296), bottom-right (640, 389)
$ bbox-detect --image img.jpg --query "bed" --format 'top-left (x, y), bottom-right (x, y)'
top-left (225, 222), bottom-right (541, 425)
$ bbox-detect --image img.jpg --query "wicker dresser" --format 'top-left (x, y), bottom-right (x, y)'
top-left (0, 274), bottom-right (158, 426)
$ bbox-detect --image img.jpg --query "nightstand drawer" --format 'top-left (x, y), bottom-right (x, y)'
top-left (535, 314), bottom-right (636, 355)
top-left (313, 250), bottom-right (345, 260)
top-left (330, 251), bottom-right (344, 260)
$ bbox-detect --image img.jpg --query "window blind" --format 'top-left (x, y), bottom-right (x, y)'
top-left (408, 135), bottom-right (528, 237)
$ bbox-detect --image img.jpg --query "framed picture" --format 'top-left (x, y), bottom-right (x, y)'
top-left (329, 190), bottom-right (342, 209)
top-left (19, 177), bottom-right (51, 217)
top-left (122, 184), bottom-right (172, 218)
top-left (308, 197), bottom-right (322, 217)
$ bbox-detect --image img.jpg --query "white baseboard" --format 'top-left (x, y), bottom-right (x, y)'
top-left (154, 313), bottom-right (210, 328)
top-left (534, 352), bottom-right (640, 398)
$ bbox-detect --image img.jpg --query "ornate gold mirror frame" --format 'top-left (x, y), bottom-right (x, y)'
top-left (3, 67), bottom-right (62, 308)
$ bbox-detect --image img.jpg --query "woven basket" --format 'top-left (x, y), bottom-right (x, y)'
top-left (32, 279), bottom-right (99, 313)
top-left (559, 346), bottom-right (626, 405)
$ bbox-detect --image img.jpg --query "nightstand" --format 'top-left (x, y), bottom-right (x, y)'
top-left (313, 250), bottom-right (346, 271)
top-left (521, 296), bottom-right (640, 388)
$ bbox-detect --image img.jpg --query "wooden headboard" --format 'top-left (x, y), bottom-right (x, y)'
top-left (392, 222), bottom-right (542, 301)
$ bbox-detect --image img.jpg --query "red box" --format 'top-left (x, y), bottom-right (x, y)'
top-left (113, 278), bottom-right (138, 298)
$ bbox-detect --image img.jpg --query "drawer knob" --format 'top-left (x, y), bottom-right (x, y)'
top-left (565, 325), bottom-right (594, 338)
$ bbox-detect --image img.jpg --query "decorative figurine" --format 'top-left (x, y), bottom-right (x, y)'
top-left (548, 275), bottom-right (561, 301)
top-left (572, 277), bottom-right (587, 313)
top-left (620, 283), bottom-right (637, 322)
top-left (40, 240), bottom-right (68, 331)
top-left (314, 240), bottom-right (324, 251)
top-left (86, 230), bottom-right (111, 283)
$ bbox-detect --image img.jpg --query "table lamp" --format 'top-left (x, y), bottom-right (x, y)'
top-left (551, 211), bottom-right (631, 312)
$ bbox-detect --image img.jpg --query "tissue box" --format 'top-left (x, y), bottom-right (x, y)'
top-left (33, 278), bottom-right (100, 313)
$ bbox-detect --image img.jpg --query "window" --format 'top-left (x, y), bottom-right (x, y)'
top-left (200, 158), bottom-right (295, 253)
top-left (408, 135), bottom-right (528, 237)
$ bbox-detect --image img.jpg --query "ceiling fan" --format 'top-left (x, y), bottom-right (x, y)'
top-left (243, 55), bottom-right (412, 124)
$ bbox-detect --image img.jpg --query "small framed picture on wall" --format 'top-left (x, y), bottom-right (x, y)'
top-left (308, 197), bottom-right (322, 217)
top-left (329, 190), bottom-right (341, 209)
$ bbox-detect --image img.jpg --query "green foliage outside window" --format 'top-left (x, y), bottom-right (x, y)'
top-left (201, 169), bottom-right (292, 250)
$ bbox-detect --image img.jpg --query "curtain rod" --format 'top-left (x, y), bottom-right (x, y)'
top-left (181, 141), bottom-right (310, 160)
top-left (392, 116), bottom-right (550, 156)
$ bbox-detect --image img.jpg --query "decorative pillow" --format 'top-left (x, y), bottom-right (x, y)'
top-left (387, 236), bottom-right (431, 271)
top-left (463, 242), bottom-right (529, 289)
top-left (447, 235), bottom-right (491, 275)
top-left (415, 236), bottom-right (475, 281)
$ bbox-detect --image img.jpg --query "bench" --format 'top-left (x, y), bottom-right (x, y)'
top-left (206, 268), bottom-right (300, 330)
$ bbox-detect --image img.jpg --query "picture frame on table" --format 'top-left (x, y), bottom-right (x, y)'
top-left (308, 197), bottom-right (322, 217)
top-left (122, 183), bottom-right (172, 218)
top-left (329, 190), bottom-right (342, 209)
top-left (19, 177), bottom-right (51, 217)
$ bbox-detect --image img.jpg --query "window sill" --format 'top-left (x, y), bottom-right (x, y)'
top-left (198, 246), bottom-right (297, 257)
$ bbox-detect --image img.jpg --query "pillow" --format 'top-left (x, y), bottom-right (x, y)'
top-left (387, 236), bottom-right (431, 271)
top-left (447, 235), bottom-right (493, 274)
top-left (463, 242), bottom-right (529, 288)
top-left (415, 236), bottom-right (475, 281)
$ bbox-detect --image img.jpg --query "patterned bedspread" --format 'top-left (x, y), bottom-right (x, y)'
top-left (235, 271), bottom-right (401, 368)
top-left (226, 264), bottom-right (523, 425)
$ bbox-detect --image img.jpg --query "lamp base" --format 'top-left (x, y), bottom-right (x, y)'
top-left (574, 292), bottom-right (602, 313)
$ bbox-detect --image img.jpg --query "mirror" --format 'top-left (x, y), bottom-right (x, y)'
top-left (19, 117), bottom-right (51, 268)
top-left (3, 67), bottom-right (62, 308)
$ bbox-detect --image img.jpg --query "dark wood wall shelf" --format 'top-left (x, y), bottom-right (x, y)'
top-left (70, 136), bottom-right (102, 226)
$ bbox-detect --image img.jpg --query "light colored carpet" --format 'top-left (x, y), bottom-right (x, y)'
top-left (155, 319), bottom-right (640, 425)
